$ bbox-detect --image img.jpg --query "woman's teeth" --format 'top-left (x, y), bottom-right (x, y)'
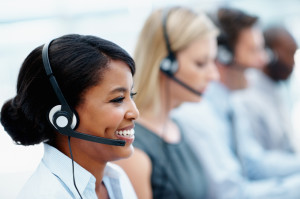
top-left (116, 129), bottom-right (135, 137)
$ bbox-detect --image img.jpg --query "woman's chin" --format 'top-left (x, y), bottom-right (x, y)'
top-left (113, 144), bottom-right (134, 162)
top-left (185, 95), bottom-right (203, 103)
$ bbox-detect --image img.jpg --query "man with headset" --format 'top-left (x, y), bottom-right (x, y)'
top-left (233, 25), bottom-right (300, 179)
top-left (172, 7), bottom-right (300, 199)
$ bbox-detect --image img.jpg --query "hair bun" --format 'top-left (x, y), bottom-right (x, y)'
top-left (1, 98), bottom-right (44, 145)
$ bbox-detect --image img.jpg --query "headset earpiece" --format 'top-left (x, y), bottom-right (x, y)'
top-left (159, 7), bottom-right (179, 76)
top-left (217, 44), bottom-right (234, 66)
top-left (49, 105), bottom-right (78, 130)
top-left (216, 32), bottom-right (234, 66)
top-left (265, 47), bottom-right (278, 65)
top-left (160, 54), bottom-right (178, 76)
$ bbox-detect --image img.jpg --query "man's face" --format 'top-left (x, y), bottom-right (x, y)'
top-left (234, 27), bottom-right (268, 69)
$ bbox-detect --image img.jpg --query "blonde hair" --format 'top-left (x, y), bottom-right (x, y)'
top-left (134, 6), bottom-right (218, 115)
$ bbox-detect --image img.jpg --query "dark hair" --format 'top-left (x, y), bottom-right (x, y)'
top-left (1, 34), bottom-right (135, 146)
top-left (216, 7), bottom-right (258, 51)
top-left (264, 26), bottom-right (294, 49)
top-left (263, 25), bottom-right (297, 81)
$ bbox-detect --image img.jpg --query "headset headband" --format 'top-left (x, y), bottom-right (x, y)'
top-left (42, 40), bottom-right (126, 146)
top-left (42, 40), bottom-right (74, 116)
top-left (162, 8), bottom-right (174, 56)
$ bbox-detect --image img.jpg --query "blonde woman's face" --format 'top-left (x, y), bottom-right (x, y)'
top-left (170, 35), bottom-right (219, 104)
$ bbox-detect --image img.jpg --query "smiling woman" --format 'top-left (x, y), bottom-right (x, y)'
top-left (0, 34), bottom-right (139, 199)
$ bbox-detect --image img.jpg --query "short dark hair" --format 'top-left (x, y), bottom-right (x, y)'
top-left (1, 34), bottom-right (135, 146)
top-left (216, 7), bottom-right (258, 51)
top-left (264, 25), bottom-right (294, 49)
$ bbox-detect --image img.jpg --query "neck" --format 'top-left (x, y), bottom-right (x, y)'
top-left (138, 109), bottom-right (171, 136)
top-left (96, 181), bottom-right (109, 199)
top-left (54, 136), bottom-right (107, 191)
top-left (160, 74), bottom-right (183, 111)
top-left (137, 113), bottom-right (180, 143)
top-left (137, 76), bottom-right (174, 135)
top-left (88, 162), bottom-right (106, 188)
top-left (136, 74), bottom-right (182, 143)
top-left (219, 65), bottom-right (248, 90)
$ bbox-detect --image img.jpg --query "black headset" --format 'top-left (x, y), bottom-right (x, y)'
top-left (42, 40), bottom-right (125, 146)
top-left (160, 8), bottom-right (179, 76)
top-left (215, 8), bottom-right (247, 67)
top-left (265, 46), bottom-right (277, 65)
top-left (159, 8), bottom-right (202, 96)
top-left (216, 32), bottom-right (234, 66)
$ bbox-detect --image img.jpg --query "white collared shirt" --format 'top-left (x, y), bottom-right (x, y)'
top-left (17, 144), bottom-right (137, 199)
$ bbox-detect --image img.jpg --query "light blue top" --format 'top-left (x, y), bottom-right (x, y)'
top-left (17, 144), bottom-right (137, 199)
top-left (172, 81), bottom-right (300, 199)
top-left (231, 69), bottom-right (300, 180)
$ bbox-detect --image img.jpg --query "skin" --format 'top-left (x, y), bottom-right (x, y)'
top-left (114, 35), bottom-right (219, 199)
top-left (219, 27), bottom-right (268, 90)
top-left (170, 35), bottom-right (220, 106)
top-left (234, 27), bottom-right (267, 69)
top-left (54, 60), bottom-right (139, 198)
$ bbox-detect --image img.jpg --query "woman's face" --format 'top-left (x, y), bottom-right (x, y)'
top-left (170, 35), bottom-right (219, 104)
top-left (74, 60), bottom-right (139, 164)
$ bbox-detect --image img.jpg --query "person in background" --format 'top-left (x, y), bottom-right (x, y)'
top-left (172, 7), bottom-right (300, 199)
top-left (262, 25), bottom-right (299, 151)
top-left (233, 25), bottom-right (300, 180)
top-left (1, 34), bottom-right (139, 199)
top-left (114, 6), bottom-right (219, 199)
top-left (263, 25), bottom-right (298, 82)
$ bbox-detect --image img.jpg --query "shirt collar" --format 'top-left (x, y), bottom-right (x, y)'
top-left (42, 143), bottom-right (96, 197)
top-left (104, 162), bottom-right (122, 179)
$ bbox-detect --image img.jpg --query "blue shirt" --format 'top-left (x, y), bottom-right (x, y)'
top-left (17, 144), bottom-right (137, 199)
top-left (231, 69), bottom-right (300, 180)
top-left (172, 81), bottom-right (300, 199)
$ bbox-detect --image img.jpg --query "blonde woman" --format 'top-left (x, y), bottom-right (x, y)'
top-left (115, 6), bottom-right (219, 199)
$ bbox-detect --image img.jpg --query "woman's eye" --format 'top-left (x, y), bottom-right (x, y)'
top-left (110, 96), bottom-right (125, 103)
top-left (130, 92), bottom-right (137, 99)
top-left (110, 92), bottom-right (137, 104)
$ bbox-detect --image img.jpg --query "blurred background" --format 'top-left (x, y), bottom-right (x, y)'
top-left (1, 0), bottom-right (300, 198)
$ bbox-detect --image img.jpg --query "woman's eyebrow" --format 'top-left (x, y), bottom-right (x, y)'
top-left (109, 87), bottom-right (127, 94)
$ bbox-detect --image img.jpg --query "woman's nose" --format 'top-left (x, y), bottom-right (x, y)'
top-left (126, 100), bottom-right (139, 120)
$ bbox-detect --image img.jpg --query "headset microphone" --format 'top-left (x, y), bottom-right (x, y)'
top-left (42, 40), bottom-right (125, 146)
top-left (159, 8), bottom-right (202, 97)
top-left (160, 69), bottom-right (203, 96)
